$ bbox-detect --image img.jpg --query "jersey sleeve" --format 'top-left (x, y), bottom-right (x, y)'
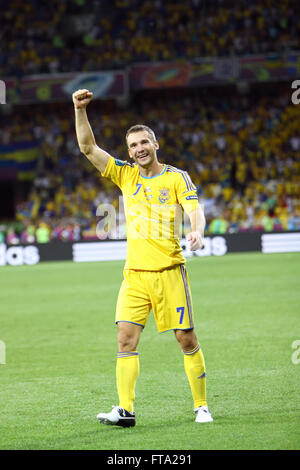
top-left (175, 171), bottom-right (199, 214)
top-left (101, 156), bottom-right (134, 189)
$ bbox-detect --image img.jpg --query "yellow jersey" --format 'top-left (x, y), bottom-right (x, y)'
top-left (101, 156), bottom-right (199, 271)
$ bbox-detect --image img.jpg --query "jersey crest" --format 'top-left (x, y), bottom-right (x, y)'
top-left (158, 187), bottom-right (171, 203)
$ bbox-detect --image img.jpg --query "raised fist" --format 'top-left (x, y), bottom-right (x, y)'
top-left (72, 89), bottom-right (93, 109)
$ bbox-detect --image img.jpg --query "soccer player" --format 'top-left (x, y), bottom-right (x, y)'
top-left (73, 89), bottom-right (213, 426)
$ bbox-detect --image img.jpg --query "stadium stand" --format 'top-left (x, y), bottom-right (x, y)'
top-left (1, 0), bottom-right (299, 77)
top-left (0, 0), bottom-right (299, 244)
top-left (1, 83), bottom-right (299, 243)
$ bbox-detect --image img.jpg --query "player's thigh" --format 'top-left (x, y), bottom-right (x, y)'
top-left (150, 264), bottom-right (195, 332)
top-left (116, 270), bottom-right (152, 329)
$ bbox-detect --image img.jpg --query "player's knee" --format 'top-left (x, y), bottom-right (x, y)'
top-left (175, 329), bottom-right (198, 352)
top-left (118, 335), bottom-right (136, 351)
top-left (117, 323), bottom-right (140, 352)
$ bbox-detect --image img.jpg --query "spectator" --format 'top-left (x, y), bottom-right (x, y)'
top-left (6, 228), bottom-right (19, 245)
top-left (20, 223), bottom-right (36, 244)
top-left (35, 223), bottom-right (50, 243)
top-left (287, 210), bottom-right (300, 230)
top-left (0, 226), bottom-right (6, 243)
top-left (209, 217), bottom-right (228, 234)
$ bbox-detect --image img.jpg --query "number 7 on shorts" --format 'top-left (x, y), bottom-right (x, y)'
top-left (176, 306), bottom-right (185, 324)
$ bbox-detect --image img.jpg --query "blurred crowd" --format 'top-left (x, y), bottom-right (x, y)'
top-left (1, 0), bottom-right (299, 77)
top-left (0, 83), bottom-right (299, 244)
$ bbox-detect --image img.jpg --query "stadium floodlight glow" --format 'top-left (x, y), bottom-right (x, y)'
top-left (0, 80), bottom-right (6, 104)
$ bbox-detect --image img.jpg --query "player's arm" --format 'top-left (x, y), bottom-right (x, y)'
top-left (186, 204), bottom-right (206, 251)
top-left (73, 89), bottom-right (111, 174)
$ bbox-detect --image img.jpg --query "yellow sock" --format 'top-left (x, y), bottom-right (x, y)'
top-left (183, 344), bottom-right (207, 409)
top-left (116, 351), bottom-right (140, 413)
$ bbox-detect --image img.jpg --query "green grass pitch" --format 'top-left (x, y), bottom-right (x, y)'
top-left (0, 252), bottom-right (299, 450)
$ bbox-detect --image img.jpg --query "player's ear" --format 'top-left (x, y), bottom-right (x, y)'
top-left (128, 148), bottom-right (133, 160)
top-left (154, 140), bottom-right (159, 150)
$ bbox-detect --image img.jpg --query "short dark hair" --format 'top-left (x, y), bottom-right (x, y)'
top-left (126, 124), bottom-right (157, 144)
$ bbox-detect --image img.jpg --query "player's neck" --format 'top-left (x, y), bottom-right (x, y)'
top-left (139, 160), bottom-right (165, 178)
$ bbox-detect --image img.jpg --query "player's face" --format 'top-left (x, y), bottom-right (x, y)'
top-left (127, 131), bottom-right (159, 168)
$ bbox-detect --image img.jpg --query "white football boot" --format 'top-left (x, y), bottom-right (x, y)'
top-left (194, 405), bottom-right (214, 423)
top-left (97, 405), bottom-right (136, 427)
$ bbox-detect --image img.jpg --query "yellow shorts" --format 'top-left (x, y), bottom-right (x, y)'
top-left (115, 264), bottom-right (194, 333)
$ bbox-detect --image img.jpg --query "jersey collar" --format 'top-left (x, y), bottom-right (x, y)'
top-left (139, 164), bottom-right (167, 179)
